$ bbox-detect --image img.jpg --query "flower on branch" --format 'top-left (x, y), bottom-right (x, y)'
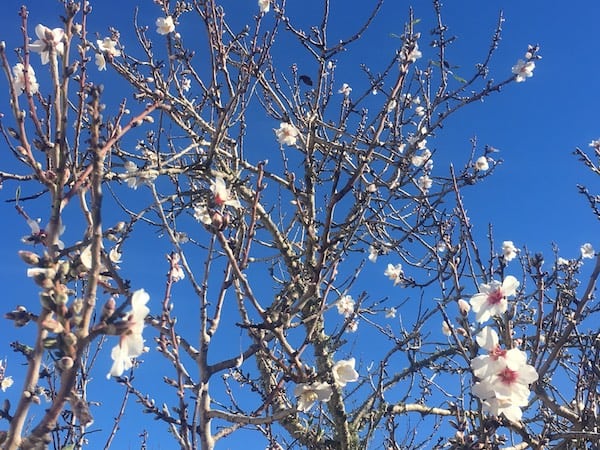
top-left (401, 42), bottom-right (422, 63)
top-left (107, 289), bottom-right (150, 378)
top-left (156, 16), bottom-right (175, 35)
top-left (475, 156), bottom-right (489, 171)
top-left (275, 122), bottom-right (299, 146)
top-left (471, 327), bottom-right (538, 422)
top-left (96, 37), bottom-right (121, 71)
top-left (193, 205), bottom-right (212, 224)
top-left (0, 359), bottom-right (13, 392)
top-left (511, 59), bottom-right (535, 82)
top-left (347, 319), bottom-right (359, 333)
top-left (29, 24), bottom-right (65, 64)
top-left (502, 241), bottom-right (518, 262)
top-left (258, 0), bottom-right (270, 13)
top-left (123, 161), bottom-right (158, 189)
top-left (417, 175), bottom-right (432, 193)
top-left (368, 245), bottom-right (378, 262)
top-left (294, 381), bottom-right (333, 412)
top-left (211, 176), bottom-right (241, 209)
top-left (332, 358), bottom-right (359, 386)
top-left (580, 243), bottom-right (595, 259)
top-left (411, 149), bottom-right (431, 167)
top-left (384, 263), bottom-right (404, 286)
top-left (385, 307), bottom-right (397, 319)
top-left (12, 63), bottom-right (39, 95)
top-left (336, 295), bottom-right (355, 317)
top-left (469, 275), bottom-right (519, 323)
top-left (338, 83), bottom-right (352, 97)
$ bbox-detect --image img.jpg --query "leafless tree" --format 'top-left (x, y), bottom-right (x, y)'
top-left (0, 1), bottom-right (597, 449)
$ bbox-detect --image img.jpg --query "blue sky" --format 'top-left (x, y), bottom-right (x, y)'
top-left (0, 1), bottom-right (598, 448)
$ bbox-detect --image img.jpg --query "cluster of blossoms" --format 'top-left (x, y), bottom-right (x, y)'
top-left (468, 275), bottom-right (538, 421)
top-left (294, 358), bottom-right (359, 412)
top-left (12, 63), bottom-right (39, 95)
top-left (471, 327), bottom-right (538, 421)
top-left (335, 295), bottom-right (359, 332)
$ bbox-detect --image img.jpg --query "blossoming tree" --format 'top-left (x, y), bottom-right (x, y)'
top-left (0, 1), bottom-right (597, 449)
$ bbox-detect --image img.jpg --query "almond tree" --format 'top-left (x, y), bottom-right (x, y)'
top-left (0, 1), bottom-right (597, 449)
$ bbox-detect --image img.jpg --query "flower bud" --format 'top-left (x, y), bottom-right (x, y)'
top-left (18, 250), bottom-right (40, 265)
top-left (41, 318), bottom-right (64, 333)
top-left (62, 332), bottom-right (78, 347)
top-left (57, 356), bottom-right (74, 370)
top-left (43, 337), bottom-right (58, 349)
top-left (39, 292), bottom-right (55, 310)
top-left (70, 298), bottom-right (84, 315)
top-left (457, 299), bottom-right (471, 316)
top-left (101, 297), bottom-right (116, 321)
top-left (53, 284), bottom-right (69, 306)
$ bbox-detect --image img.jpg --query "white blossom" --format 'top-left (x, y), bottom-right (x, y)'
top-left (441, 321), bottom-right (452, 336)
top-left (411, 149), bottom-right (431, 167)
top-left (338, 83), bottom-right (352, 97)
top-left (475, 156), bottom-right (489, 171)
top-left (385, 307), bottom-right (397, 319)
top-left (95, 53), bottom-right (107, 71)
top-left (211, 176), bottom-right (241, 209)
top-left (580, 243), bottom-right (595, 259)
top-left (384, 263), bottom-right (404, 286)
top-left (294, 381), bottom-right (332, 412)
top-left (332, 358), bottom-right (359, 386)
top-left (97, 37), bottom-right (120, 57)
top-left (29, 24), bottom-right (65, 64)
top-left (12, 63), bottom-right (39, 94)
top-left (275, 122), bottom-right (299, 146)
top-left (511, 59), bottom-right (535, 82)
top-left (402, 42), bottom-right (422, 63)
top-left (181, 77), bottom-right (191, 92)
top-left (107, 289), bottom-right (151, 378)
top-left (1, 376), bottom-right (13, 392)
top-left (123, 161), bottom-right (158, 189)
top-left (418, 175), bottom-right (432, 193)
top-left (109, 247), bottom-right (122, 264)
top-left (156, 16), bottom-right (175, 35)
top-left (368, 245), bottom-right (378, 262)
top-left (502, 241), bottom-right (519, 262)
top-left (258, 0), bottom-right (270, 13)
top-left (336, 295), bottom-right (355, 317)
top-left (470, 275), bottom-right (519, 323)
top-left (193, 205), bottom-right (212, 224)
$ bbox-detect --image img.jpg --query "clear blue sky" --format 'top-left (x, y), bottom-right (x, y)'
top-left (0, 1), bottom-right (597, 448)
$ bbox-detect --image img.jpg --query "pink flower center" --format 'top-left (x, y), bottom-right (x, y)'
top-left (498, 367), bottom-right (518, 385)
top-left (487, 288), bottom-right (504, 305)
